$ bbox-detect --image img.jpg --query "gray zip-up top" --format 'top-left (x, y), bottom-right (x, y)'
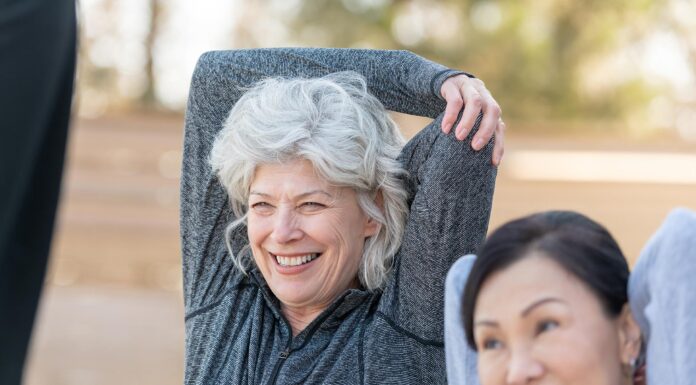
top-left (181, 48), bottom-right (497, 385)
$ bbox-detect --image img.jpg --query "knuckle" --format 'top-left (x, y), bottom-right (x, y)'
top-left (468, 96), bottom-right (483, 108)
top-left (449, 97), bottom-right (463, 106)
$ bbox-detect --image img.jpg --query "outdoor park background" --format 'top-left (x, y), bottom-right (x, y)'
top-left (24, 0), bottom-right (696, 384)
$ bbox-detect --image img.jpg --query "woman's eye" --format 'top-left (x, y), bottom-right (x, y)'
top-left (299, 202), bottom-right (326, 210)
top-left (251, 202), bottom-right (273, 211)
top-left (536, 319), bottom-right (559, 334)
top-left (481, 338), bottom-right (503, 351)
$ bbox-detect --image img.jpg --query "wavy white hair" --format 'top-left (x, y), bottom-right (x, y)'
top-left (209, 71), bottom-right (409, 291)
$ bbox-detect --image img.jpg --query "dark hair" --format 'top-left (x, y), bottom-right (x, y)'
top-left (462, 210), bottom-right (629, 349)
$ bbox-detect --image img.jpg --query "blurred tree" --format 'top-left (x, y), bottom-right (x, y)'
top-left (143, 0), bottom-right (162, 108)
top-left (288, 0), bottom-right (668, 122)
top-left (75, 0), bottom-right (696, 133)
top-left (77, 0), bottom-right (164, 114)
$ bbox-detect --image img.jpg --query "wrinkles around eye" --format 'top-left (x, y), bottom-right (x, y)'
top-left (250, 202), bottom-right (274, 213)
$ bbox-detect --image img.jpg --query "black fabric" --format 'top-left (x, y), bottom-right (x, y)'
top-left (0, 0), bottom-right (76, 383)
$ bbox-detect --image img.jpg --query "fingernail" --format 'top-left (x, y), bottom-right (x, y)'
top-left (473, 138), bottom-right (484, 150)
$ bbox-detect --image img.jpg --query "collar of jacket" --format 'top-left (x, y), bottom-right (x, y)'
top-left (246, 263), bottom-right (375, 341)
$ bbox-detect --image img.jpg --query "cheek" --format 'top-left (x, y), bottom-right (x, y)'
top-left (247, 216), bottom-right (266, 244)
top-left (307, 213), bottom-right (364, 252)
top-left (247, 216), bottom-right (272, 261)
top-left (478, 353), bottom-right (508, 385)
top-left (535, 325), bottom-right (621, 382)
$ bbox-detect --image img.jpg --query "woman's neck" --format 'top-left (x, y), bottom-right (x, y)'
top-left (281, 305), bottom-right (326, 336)
top-left (280, 279), bottom-right (362, 336)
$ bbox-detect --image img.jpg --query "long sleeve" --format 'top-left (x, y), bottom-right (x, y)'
top-left (378, 108), bottom-right (497, 343)
top-left (445, 255), bottom-right (482, 385)
top-left (628, 207), bottom-right (696, 385)
top-left (181, 48), bottom-right (467, 315)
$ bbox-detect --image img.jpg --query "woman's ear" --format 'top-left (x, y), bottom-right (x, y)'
top-left (617, 304), bottom-right (642, 366)
top-left (363, 191), bottom-right (383, 237)
top-left (363, 217), bottom-right (381, 237)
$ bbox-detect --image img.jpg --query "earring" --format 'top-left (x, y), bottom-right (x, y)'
top-left (622, 356), bottom-right (637, 380)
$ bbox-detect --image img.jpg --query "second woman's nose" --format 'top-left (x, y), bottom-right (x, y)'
top-left (505, 349), bottom-right (545, 385)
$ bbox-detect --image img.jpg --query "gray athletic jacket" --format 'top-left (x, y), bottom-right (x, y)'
top-left (181, 48), bottom-right (497, 385)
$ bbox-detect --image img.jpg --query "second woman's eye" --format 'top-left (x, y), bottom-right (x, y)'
top-left (536, 319), bottom-right (559, 335)
top-left (481, 338), bottom-right (503, 351)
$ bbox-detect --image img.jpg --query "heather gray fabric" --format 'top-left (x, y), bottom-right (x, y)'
top-left (444, 255), bottom-right (480, 385)
top-left (629, 207), bottom-right (696, 385)
top-left (181, 48), bottom-right (496, 385)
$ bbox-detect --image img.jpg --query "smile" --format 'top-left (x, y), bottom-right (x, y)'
top-left (272, 253), bottom-right (321, 267)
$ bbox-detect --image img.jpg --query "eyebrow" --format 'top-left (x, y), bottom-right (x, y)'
top-left (249, 189), bottom-right (333, 199)
top-left (474, 320), bottom-right (500, 328)
top-left (520, 297), bottom-right (566, 317)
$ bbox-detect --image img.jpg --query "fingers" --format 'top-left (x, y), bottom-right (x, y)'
top-left (491, 119), bottom-right (505, 166)
top-left (454, 86), bottom-right (482, 140)
top-left (441, 83), bottom-right (464, 134)
top-left (471, 100), bottom-right (501, 151)
top-left (439, 75), bottom-right (505, 165)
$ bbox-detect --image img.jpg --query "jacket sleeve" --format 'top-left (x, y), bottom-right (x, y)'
top-left (445, 256), bottom-right (482, 385)
top-left (181, 48), bottom-right (466, 316)
top-left (378, 109), bottom-right (497, 344)
top-left (628, 207), bottom-right (696, 385)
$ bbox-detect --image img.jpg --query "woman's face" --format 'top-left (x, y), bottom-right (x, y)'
top-left (473, 253), bottom-right (639, 385)
top-left (247, 159), bottom-right (379, 312)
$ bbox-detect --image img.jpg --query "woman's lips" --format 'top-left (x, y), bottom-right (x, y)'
top-left (270, 252), bottom-right (322, 274)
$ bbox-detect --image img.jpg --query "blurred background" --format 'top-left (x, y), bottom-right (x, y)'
top-left (25, 0), bottom-right (696, 384)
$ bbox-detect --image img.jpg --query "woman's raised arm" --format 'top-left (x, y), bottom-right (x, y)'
top-left (377, 110), bottom-right (497, 345)
top-left (180, 48), bottom-right (487, 314)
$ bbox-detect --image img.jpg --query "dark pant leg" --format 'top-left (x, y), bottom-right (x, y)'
top-left (0, 0), bottom-right (76, 383)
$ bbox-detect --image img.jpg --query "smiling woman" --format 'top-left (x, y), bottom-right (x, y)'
top-left (457, 211), bottom-right (643, 385)
top-left (180, 48), bottom-right (499, 385)
top-left (209, 72), bottom-right (409, 298)
top-left (246, 160), bottom-right (381, 331)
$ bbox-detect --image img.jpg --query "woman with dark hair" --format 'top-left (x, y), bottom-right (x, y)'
top-left (445, 211), bottom-right (643, 385)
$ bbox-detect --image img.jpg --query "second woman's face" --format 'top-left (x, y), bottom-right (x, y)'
top-left (247, 159), bottom-right (379, 313)
top-left (473, 254), bottom-right (636, 385)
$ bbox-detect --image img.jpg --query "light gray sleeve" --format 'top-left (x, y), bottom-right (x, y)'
top-left (445, 255), bottom-right (481, 385)
top-left (181, 48), bottom-right (467, 314)
top-left (628, 207), bottom-right (696, 385)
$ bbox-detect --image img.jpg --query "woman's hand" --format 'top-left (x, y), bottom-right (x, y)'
top-left (440, 75), bottom-right (505, 166)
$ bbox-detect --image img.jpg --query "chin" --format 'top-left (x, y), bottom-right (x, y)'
top-left (272, 281), bottom-right (320, 305)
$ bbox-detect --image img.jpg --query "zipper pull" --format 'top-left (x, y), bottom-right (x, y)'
top-left (279, 348), bottom-right (290, 359)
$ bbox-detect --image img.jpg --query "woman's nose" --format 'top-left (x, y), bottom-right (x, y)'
top-left (271, 208), bottom-right (303, 243)
top-left (506, 349), bottom-right (544, 385)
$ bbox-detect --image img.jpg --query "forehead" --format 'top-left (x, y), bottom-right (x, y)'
top-left (250, 159), bottom-right (335, 194)
top-left (475, 254), bottom-right (598, 319)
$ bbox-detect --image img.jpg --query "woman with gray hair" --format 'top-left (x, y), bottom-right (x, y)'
top-left (181, 48), bottom-right (500, 384)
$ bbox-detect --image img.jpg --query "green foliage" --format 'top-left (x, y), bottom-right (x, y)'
top-left (287, 0), bottom-right (666, 123)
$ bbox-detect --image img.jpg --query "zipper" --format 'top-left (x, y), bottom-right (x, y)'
top-left (263, 291), bottom-right (365, 384)
top-left (267, 347), bottom-right (291, 385)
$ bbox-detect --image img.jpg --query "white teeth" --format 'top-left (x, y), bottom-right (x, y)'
top-left (275, 253), bottom-right (319, 267)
